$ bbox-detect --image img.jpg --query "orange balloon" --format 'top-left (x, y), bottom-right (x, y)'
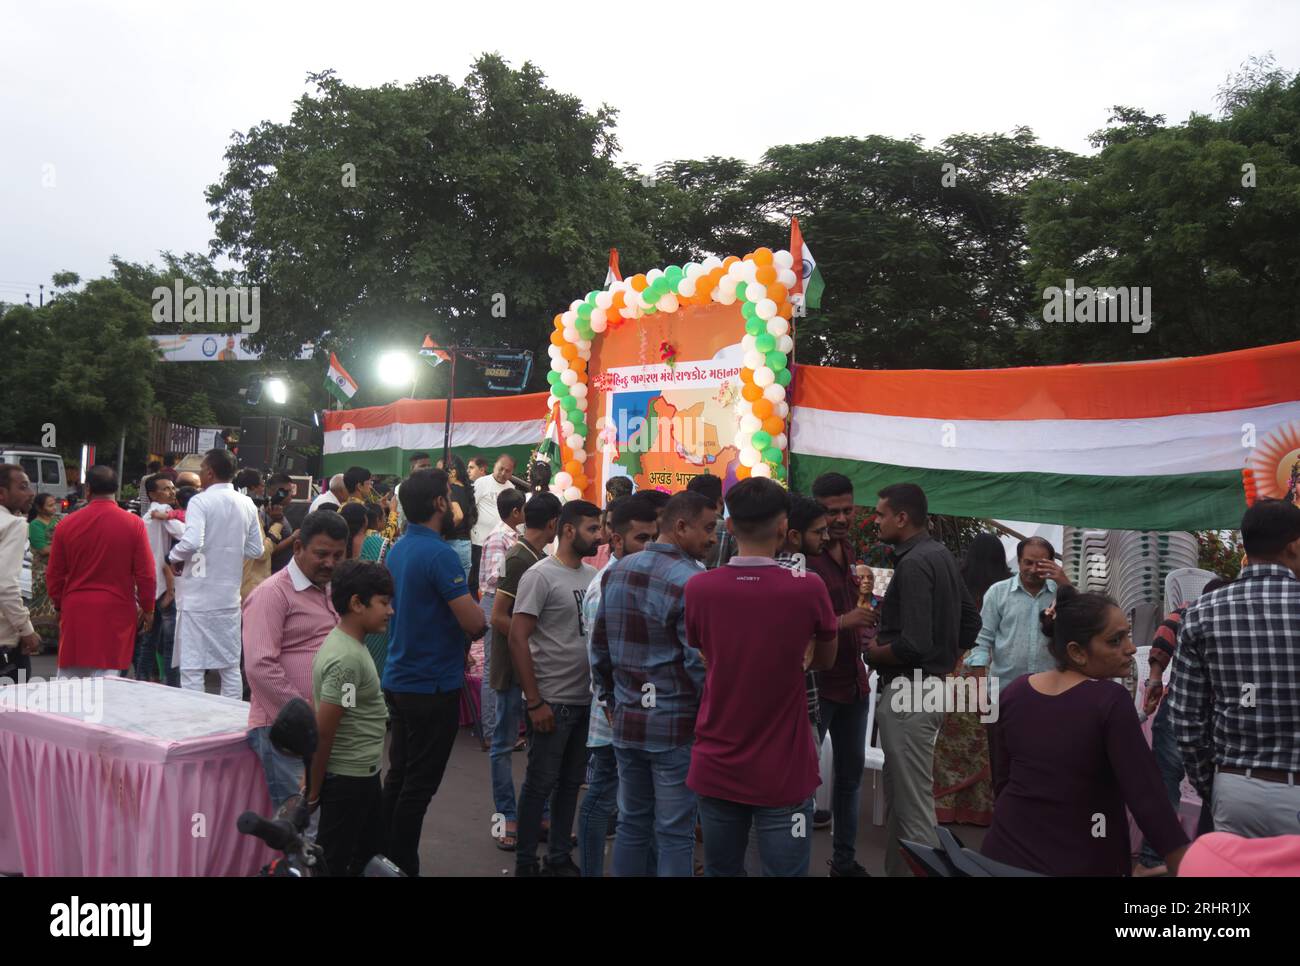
top-left (554, 314), bottom-right (565, 329)
top-left (573, 475), bottom-right (589, 491)
top-left (762, 415), bottom-right (785, 435)
top-left (778, 300), bottom-right (793, 318)
top-left (735, 464), bottom-right (751, 480)
top-left (751, 398), bottom-right (773, 419)
top-left (755, 265), bottom-right (777, 285)
top-left (766, 282), bottom-right (788, 303)
top-left (741, 382), bottom-right (763, 402)
top-left (550, 330), bottom-right (565, 347)
top-left (739, 367), bottom-right (754, 385)
top-left (752, 247), bottom-right (774, 266)
top-left (571, 357), bottom-right (587, 374)
top-left (630, 274), bottom-right (648, 292)
top-left (722, 256), bottom-right (739, 268)
top-left (564, 460), bottom-right (582, 478)
top-left (561, 343), bottom-right (578, 361)
top-left (610, 290), bottom-right (625, 309)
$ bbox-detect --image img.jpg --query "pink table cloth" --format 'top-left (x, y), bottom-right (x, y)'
top-left (0, 676), bottom-right (275, 876)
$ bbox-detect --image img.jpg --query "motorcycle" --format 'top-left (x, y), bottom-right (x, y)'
top-left (236, 697), bottom-right (404, 877)
top-left (899, 826), bottom-right (1043, 877)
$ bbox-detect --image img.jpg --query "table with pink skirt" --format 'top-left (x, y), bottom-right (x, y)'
top-left (0, 676), bottom-right (275, 876)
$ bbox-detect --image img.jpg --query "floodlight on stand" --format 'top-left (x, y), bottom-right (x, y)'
top-left (264, 378), bottom-right (288, 405)
top-left (378, 351), bottom-right (415, 387)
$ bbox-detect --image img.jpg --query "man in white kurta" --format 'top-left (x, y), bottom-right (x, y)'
top-left (169, 450), bottom-right (264, 698)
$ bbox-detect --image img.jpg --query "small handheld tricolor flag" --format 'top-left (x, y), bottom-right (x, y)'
top-left (605, 248), bottom-right (622, 288)
top-left (790, 217), bottom-right (824, 310)
top-left (420, 334), bottom-right (451, 368)
top-left (324, 352), bottom-right (358, 405)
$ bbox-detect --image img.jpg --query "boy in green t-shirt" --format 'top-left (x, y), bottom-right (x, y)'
top-left (308, 559), bottom-right (392, 877)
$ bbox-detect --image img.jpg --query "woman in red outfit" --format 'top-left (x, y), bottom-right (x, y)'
top-left (44, 466), bottom-right (155, 676)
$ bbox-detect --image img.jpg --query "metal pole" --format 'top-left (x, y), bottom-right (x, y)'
top-left (442, 351), bottom-right (456, 466)
top-left (117, 429), bottom-right (126, 484)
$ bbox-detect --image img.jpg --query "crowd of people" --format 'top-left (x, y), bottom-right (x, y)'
top-left (1, 448), bottom-right (1298, 877)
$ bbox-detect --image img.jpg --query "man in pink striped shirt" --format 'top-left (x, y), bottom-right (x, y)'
top-left (243, 511), bottom-right (349, 808)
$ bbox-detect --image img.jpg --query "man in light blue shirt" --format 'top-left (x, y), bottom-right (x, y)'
top-left (966, 535), bottom-right (1071, 693)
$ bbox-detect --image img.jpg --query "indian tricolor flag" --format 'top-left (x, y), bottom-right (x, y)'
top-left (325, 352), bottom-right (358, 405)
top-left (322, 393), bottom-right (547, 476)
top-left (605, 248), bottom-right (622, 289)
top-left (789, 340), bottom-right (1300, 531)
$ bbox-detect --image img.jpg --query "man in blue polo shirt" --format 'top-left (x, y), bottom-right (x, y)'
top-left (380, 468), bottom-right (487, 876)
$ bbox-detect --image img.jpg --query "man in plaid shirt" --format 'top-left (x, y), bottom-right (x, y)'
top-left (591, 490), bottom-right (717, 877)
top-left (1170, 499), bottom-right (1300, 838)
top-left (477, 488), bottom-right (525, 764)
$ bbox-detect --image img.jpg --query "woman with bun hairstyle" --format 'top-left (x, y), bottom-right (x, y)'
top-left (981, 586), bottom-right (1189, 876)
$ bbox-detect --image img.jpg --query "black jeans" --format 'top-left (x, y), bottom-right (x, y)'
top-left (516, 702), bottom-right (591, 873)
top-left (0, 647), bottom-right (31, 684)
top-left (469, 543), bottom-right (483, 599)
top-left (134, 596), bottom-right (178, 686)
top-left (380, 688), bottom-right (461, 876)
top-left (318, 772), bottom-right (383, 877)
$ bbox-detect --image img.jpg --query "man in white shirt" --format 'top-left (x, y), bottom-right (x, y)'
top-left (470, 454), bottom-right (516, 596)
top-left (169, 449), bottom-right (265, 698)
top-left (0, 466), bottom-right (40, 682)
top-left (309, 474), bottom-right (347, 513)
top-left (137, 475), bottom-right (186, 684)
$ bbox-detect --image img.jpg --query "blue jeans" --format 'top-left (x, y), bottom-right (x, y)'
top-left (818, 694), bottom-right (870, 867)
top-left (612, 743), bottom-right (696, 877)
top-left (490, 685), bottom-right (524, 821)
top-left (134, 596), bottom-right (178, 686)
top-left (578, 745), bottom-right (619, 877)
top-left (698, 795), bottom-right (815, 877)
top-left (478, 593), bottom-right (497, 741)
top-left (516, 703), bottom-right (590, 872)
top-left (1139, 697), bottom-right (1186, 866)
top-left (448, 539), bottom-right (472, 581)
top-left (247, 725), bottom-right (305, 812)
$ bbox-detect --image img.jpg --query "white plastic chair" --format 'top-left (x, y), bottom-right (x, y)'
top-left (816, 669), bottom-right (886, 827)
top-left (1164, 567), bottom-right (1215, 614)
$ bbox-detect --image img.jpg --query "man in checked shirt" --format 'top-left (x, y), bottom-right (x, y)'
top-left (1170, 499), bottom-right (1300, 838)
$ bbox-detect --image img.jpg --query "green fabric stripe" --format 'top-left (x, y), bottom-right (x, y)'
top-left (323, 443), bottom-right (537, 479)
top-left (789, 454), bottom-right (1246, 530)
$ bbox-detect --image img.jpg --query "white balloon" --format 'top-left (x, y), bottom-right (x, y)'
top-left (741, 334), bottom-right (757, 352)
top-left (726, 259), bottom-right (746, 278)
top-left (646, 268), bottom-right (664, 281)
top-left (751, 461), bottom-right (772, 478)
top-left (564, 485), bottom-right (582, 502)
top-left (574, 397), bottom-right (587, 412)
top-left (774, 432), bottom-right (788, 450)
top-left (678, 277), bottom-right (697, 297)
top-left (590, 318), bottom-right (607, 333)
top-left (774, 250), bottom-right (794, 270)
top-left (578, 349), bottom-right (591, 360)
top-left (550, 357), bottom-right (566, 373)
top-left (562, 419), bottom-right (575, 436)
top-left (620, 306), bottom-right (637, 318)
top-left (746, 282), bottom-right (767, 303)
top-left (739, 446), bottom-right (759, 468)
top-left (743, 350), bottom-right (764, 371)
top-left (571, 382), bottom-right (587, 398)
top-left (595, 291), bottom-right (613, 310)
top-left (563, 326), bottom-right (579, 343)
top-left (561, 369), bottom-right (578, 386)
top-left (755, 298), bottom-right (777, 320)
top-left (776, 400), bottom-right (790, 419)
top-left (717, 290), bottom-right (737, 305)
top-left (763, 382), bottom-right (787, 403)
top-left (590, 308), bottom-right (607, 326)
top-left (754, 366), bottom-right (775, 387)
top-left (702, 255), bottom-right (722, 270)
top-left (566, 434), bottom-right (583, 450)
top-left (766, 315), bottom-right (790, 337)
top-left (578, 339), bottom-right (592, 351)
top-left (554, 471), bottom-right (573, 489)
top-left (569, 300), bottom-right (583, 313)
top-left (572, 449), bottom-right (587, 465)
top-left (777, 334), bottom-right (794, 354)
top-left (740, 413), bottom-right (762, 433)
top-left (742, 260), bottom-right (758, 283)
top-left (657, 293), bottom-right (679, 313)
top-left (778, 268), bottom-right (797, 289)
top-left (547, 394), bottom-right (558, 408)
top-left (547, 344), bottom-right (561, 359)
top-left (684, 263), bottom-right (704, 279)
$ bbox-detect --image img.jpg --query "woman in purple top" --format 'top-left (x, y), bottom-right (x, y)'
top-left (983, 586), bottom-right (1189, 876)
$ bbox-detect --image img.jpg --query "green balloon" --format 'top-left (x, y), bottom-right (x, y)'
top-left (735, 281), bottom-right (748, 301)
top-left (573, 422), bottom-right (588, 439)
top-left (562, 395), bottom-right (579, 412)
top-left (546, 370), bottom-right (561, 385)
top-left (744, 317), bottom-right (764, 336)
top-left (553, 381), bottom-right (570, 397)
top-left (577, 304), bottom-right (592, 318)
top-left (751, 430), bottom-right (772, 450)
top-left (755, 334), bottom-right (776, 353)
top-left (665, 266), bottom-right (684, 284)
top-left (741, 300), bottom-right (758, 318)
top-left (776, 367), bottom-right (792, 387)
top-left (587, 291), bottom-right (601, 303)
top-left (762, 446), bottom-right (782, 464)
top-left (775, 463), bottom-right (787, 481)
top-left (765, 351), bottom-right (787, 371)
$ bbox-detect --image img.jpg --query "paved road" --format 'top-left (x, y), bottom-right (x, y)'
top-left (25, 653), bottom-right (988, 876)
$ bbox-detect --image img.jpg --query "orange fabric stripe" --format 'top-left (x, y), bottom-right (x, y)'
top-left (323, 392), bottom-right (550, 432)
top-left (792, 340), bottom-right (1300, 420)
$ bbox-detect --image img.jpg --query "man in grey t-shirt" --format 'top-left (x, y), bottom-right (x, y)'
top-left (508, 499), bottom-right (601, 876)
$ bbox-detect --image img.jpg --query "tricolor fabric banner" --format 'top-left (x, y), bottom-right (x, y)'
top-left (322, 393), bottom-right (548, 476)
top-left (789, 340), bottom-right (1300, 531)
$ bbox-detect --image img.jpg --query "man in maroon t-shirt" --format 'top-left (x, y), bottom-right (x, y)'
top-left (807, 471), bottom-right (878, 876)
top-left (685, 478), bottom-right (839, 876)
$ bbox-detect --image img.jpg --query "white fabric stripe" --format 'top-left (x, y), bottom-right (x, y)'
top-left (324, 418), bottom-right (544, 455)
top-left (790, 401), bottom-right (1300, 476)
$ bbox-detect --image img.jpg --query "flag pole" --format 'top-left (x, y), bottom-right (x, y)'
top-left (442, 349), bottom-right (456, 466)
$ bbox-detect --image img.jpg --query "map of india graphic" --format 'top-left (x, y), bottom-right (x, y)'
top-left (613, 387), bottom-right (739, 491)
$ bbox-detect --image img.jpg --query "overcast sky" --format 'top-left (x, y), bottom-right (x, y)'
top-left (2, 0), bottom-right (1297, 304)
